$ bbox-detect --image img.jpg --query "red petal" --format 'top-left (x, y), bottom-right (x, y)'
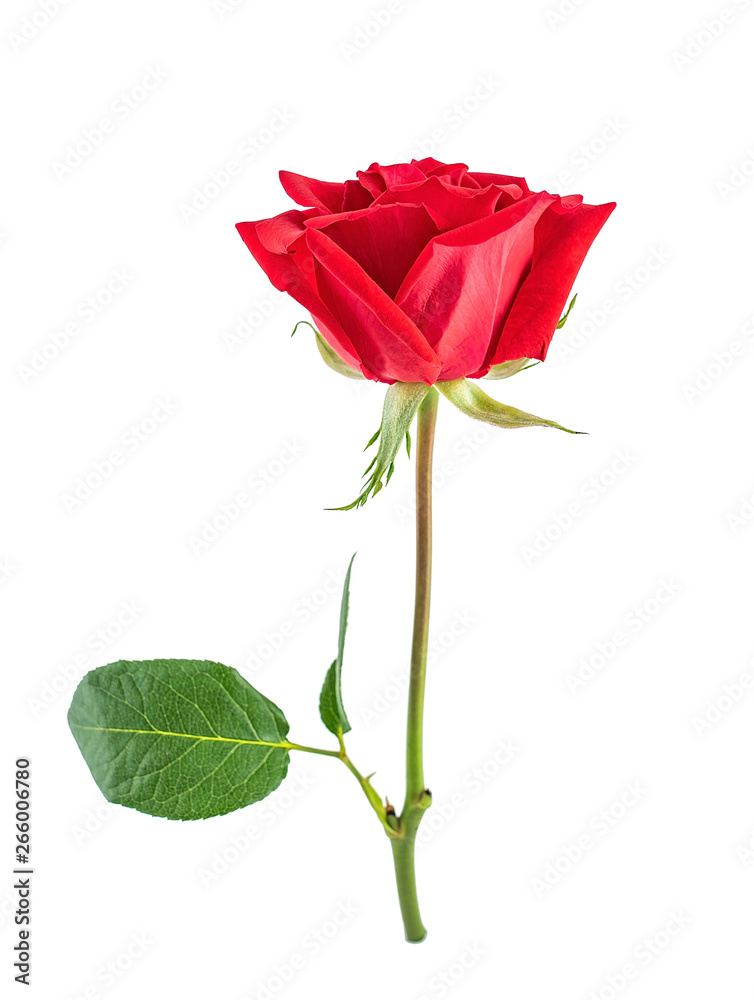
top-left (373, 175), bottom-right (503, 231)
top-left (487, 199), bottom-right (617, 365)
top-left (356, 169), bottom-right (386, 197)
top-left (396, 193), bottom-right (555, 380)
top-left (467, 171), bottom-right (532, 196)
top-left (307, 202), bottom-right (442, 299)
top-left (255, 209), bottom-right (315, 253)
top-left (357, 161), bottom-right (426, 196)
top-left (235, 220), bottom-right (372, 377)
top-left (410, 156), bottom-right (448, 174)
top-left (279, 170), bottom-right (346, 214)
top-left (369, 161), bottom-right (427, 187)
top-left (411, 158), bottom-right (474, 186)
top-left (306, 227), bottom-right (441, 384)
top-left (342, 178), bottom-right (374, 211)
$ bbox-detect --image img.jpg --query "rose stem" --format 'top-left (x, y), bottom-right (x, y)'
top-left (390, 386), bottom-right (438, 943)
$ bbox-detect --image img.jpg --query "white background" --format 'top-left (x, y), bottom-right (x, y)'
top-left (3, 0), bottom-right (754, 997)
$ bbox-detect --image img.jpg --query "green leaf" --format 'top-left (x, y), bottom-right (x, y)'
top-left (68, 659), bottom-right (291, 820)
top-left (319, 554), bottom-right (355, 737)
top-left (556, 293), bottom-right (577, 329)
top-left (436, 378), bottom-right (584, 434)
top-left (483, 356), bottom-right (533, 380)
top-left (333, 382), bottom-right (431, 510)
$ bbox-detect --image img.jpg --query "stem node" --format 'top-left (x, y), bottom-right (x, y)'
top-left (416, 789), bottom-right (432, 810)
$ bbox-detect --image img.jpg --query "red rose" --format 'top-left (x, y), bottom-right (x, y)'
top-left (236, 157), bottom-right (615, 385)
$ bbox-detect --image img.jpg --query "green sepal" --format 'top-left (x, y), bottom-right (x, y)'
top-left (291, 320), bottom-right (365, 380)
top-left (319, 554), bottom-right (355, 737)
top-left (315, 333), bottom-right (366, 380)
top-left (484, 357), bottom-right (534, 380)
top-left (364, 427), bottom-right (380, 450)
top-left (68, 659), bottom-right (291, 820)
top-left (556, 293), bottom-right (577, 329)
top-left (436, 378), bottom-right (584, 434)
top-left (291, 319), bottom-right (317, 338)
top-left (332, 382), bottom-right (431, 510)
top-left (482, 295), bottom-right (576, 381)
